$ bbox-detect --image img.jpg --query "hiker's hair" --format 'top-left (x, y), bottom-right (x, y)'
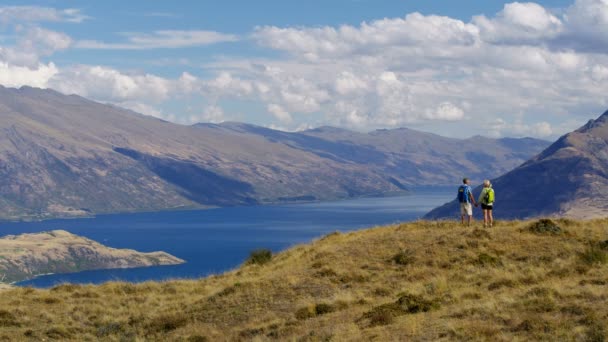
top-left (462, 178), bottom-right (469, 184)
top-left (483, 179), bottom-right (491, 187)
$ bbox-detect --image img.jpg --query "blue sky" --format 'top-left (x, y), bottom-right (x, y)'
top-left (1, 0), bottom-right (607, 138)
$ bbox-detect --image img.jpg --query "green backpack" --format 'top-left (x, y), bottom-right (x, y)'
top-left (484, 188), bottom-right (495, 204)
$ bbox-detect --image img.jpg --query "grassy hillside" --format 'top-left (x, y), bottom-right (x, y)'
top-left (0, 219), bottom-right (607, 341)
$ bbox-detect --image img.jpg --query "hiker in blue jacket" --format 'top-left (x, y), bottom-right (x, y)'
top-left (457, 178), bottom-right (477, 226)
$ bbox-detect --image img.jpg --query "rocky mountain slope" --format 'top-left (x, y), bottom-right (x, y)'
top-left (0, 230), bottom-right (183, 283)
top-left (425, 109), bottom-right (608, 219)
top-left (0, 86), bottom-right (548, 220)
top-left (193, 122), bottom-right (548, 191)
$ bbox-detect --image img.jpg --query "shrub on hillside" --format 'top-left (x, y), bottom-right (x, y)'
top-left (0, 310), bottom-right (20, 327)
top-left (476, 253), bottom-right (502, 267)
top-left (246, 249), bottom-right (273, 265)
top-left (580, 243), bottom-right (608, 266)
top-left (361, 293), bottom-right (440, 327)
top-left (295, 302), bottom-right (347, 320)
top-left (527, 219), bottom-right (562, 235)
top-left (392, 249), bottom-right (415, 266)
top-left (147, 312), bottom-right (189, 333)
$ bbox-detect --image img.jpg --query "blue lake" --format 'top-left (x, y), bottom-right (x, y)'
top-left (2, 187), bottom-right (453, 288)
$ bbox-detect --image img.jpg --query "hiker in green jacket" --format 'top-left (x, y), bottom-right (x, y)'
top-left (478, 180), bottom-right (495, 228)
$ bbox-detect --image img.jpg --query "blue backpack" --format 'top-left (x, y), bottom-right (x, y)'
top-left (457, 185), bottom-right (469, 203)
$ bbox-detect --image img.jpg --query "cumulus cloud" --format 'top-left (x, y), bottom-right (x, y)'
top-left (253, 12), bottom-right (479, 60)
top-left (562, 0), bottom-right (608, 51)
top-left (424, 103), bottom-right (466, 121)
top-left (0, 27), bottom-right (72, 67)
top-left (76, 30), bottom-right (238, 50)
top-left (48, 65), bottom-right (171, 103)
top-left (486, 117), bottom-right (554, 138)
top-left (0, 62), bottom-right (58, 88)
top-left (200, 105), bottom-right (225, 123)
top-left (218, 0), bottom-right (608, 135)
top-left (473, 2), bottom-right (563, 44)
top-left (267, 103), bottom-right (292, 123)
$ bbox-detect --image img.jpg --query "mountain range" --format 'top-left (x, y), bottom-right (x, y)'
top-left (0, 86), bottom-right (548, 220)
top-left (425, 109), bottom-right (608, 219)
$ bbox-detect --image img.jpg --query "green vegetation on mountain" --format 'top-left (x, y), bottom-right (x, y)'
top-left (0, 230), bottom-right (184, 283)
top-left (0, 219), bottom-right (606, 340)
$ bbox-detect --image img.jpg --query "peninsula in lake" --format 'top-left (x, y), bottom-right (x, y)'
top-left (0, 230), bottom-right (184, 283)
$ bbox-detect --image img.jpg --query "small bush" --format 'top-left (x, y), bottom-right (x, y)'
top-left (524, 287), bottom-right (560, 299)
top-left (522, 297), bottom-right (557, 313)
top-left (580, 244), bottom-right (608, 266)
top-left (0, 310), bottom-right (20, 327)
top-left (147, 313), bottom-right (189, 333)
top-left (295, 302), bottom-right (345, 320)
top-left (97, 322), bottom-right (124, 337)
top-left (361, 293), bottom-right (439, 326)
top-left (295, 306), bottom-right (315, 320)
top-left (46, 326), bottom-right (72, 339)
top-left (246, 249), bottom-right (273, 265)
top-left (367, 310), bottom-right (394, 326)
top-left (315, 268), bottom-right (337, 277)
top-left (585, 323), bottom-right (606, 342)
top-left (470, 229), bottom-right (491, 239)
top-left (461, 292), bottom-right (482, 300)
top-left (373, 287), bottom-right (391, 297)
top-left (527, 219), bottom-right (561, 235)
top-left (187, 336), bottom-right (209, 342)
top-left (488, 279), bottom-right (516, 291)
top-left (513, 317), bottom-right (553, 333)
top-left (392, 249), bottom-right (415, 266)
top-left (476, 253), bottom-right (502, 267)
top-left (314, 303), bottom-right (334, 315)
top-left (50, 284), bottom-right (80, 293)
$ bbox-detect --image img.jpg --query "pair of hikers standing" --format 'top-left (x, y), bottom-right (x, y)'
top-left (458, 178), bottom-right (495, 228)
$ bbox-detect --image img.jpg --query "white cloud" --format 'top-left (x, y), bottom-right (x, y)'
top-left (267, 103), bottom-right (292, 123)
top-left (253, 12), bottom-right (478, 60)
top-left (76, 30), bottom-right (238, 50)
top-left (119, 101), bottom-right (166, 119)
top-left (47, 65), bottom-right (171, 103)
top-left (562, 0), bottom-right (608, 51)
top-left (0, 62), bottom-right (58, 88)
top-left (0, 6), bottom-right (88, 24)
top-left (424, 102), bottom-right (466, 121)
top-left (200, 105), bottom-right (225, 123)
top-left (486, 117), bottom-right (554, 138)
top-left (0, 27), bottom-right (72, 67)
top-left (473, 2), bottom-right (563, 44)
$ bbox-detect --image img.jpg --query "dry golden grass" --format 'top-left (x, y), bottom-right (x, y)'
top-left (0, 219), bottom-right (607, 341)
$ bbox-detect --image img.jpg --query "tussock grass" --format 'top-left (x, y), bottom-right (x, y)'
top-left (0, 218), bottom-right (607, 340)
